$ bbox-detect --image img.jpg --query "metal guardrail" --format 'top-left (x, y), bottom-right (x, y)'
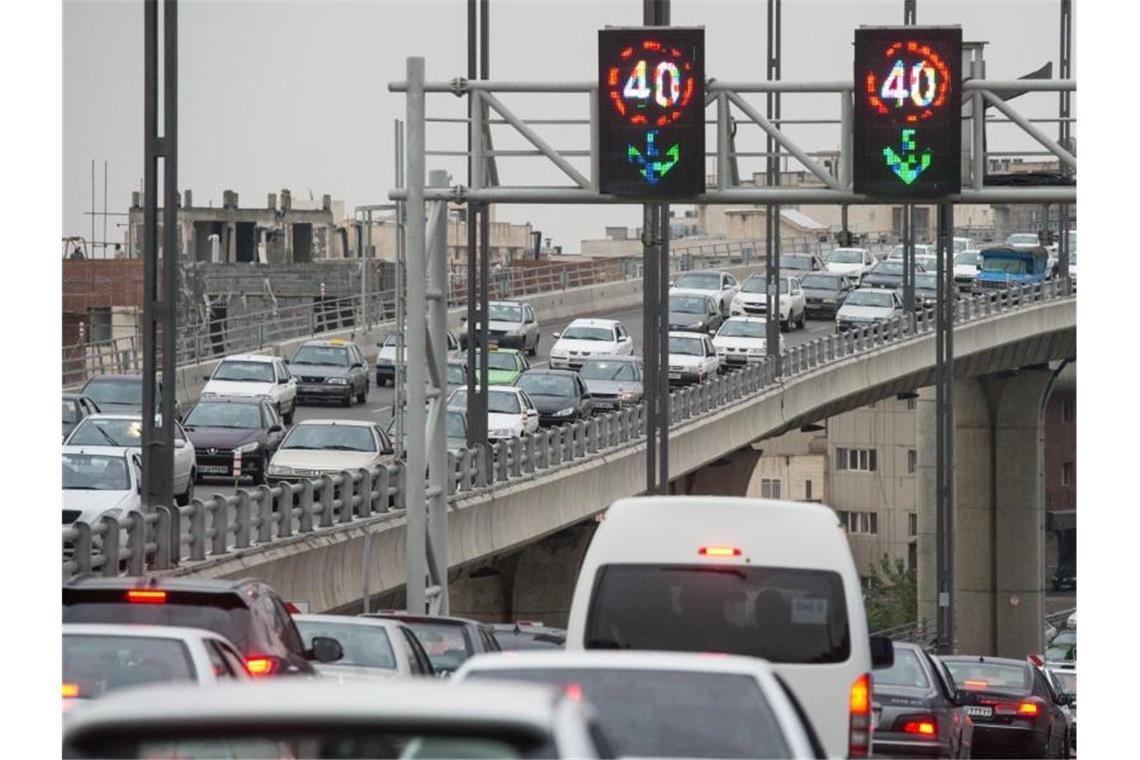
top-left (63, 278), bottom-right (1075, 580)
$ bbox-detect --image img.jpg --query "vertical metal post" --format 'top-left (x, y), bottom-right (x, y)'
top-left (902, 1), bottom-right (916, 314)
top-left (643, 205), bottom-right (658, 493)
top-left (478, 0), bottom-right (492, 455)
top-left (395, 119), bottom-right (406, 460)
top-left (465, 0), bottom-right (488, 450)
top-left (141, 0), bottom-right (177, 512)
top-left (91, 159), bottom-right (96, 255)
top-left (404, 56), bottom-right (427, 615)
top-left (935, 202), bottom-right (955, 653)
top-left (427, 169), bottom-right (450, 615)
top-left (103, 161), bottom-right (109, 257)
top-left (717, 93), bottom-right (729, 191)
top-left (765, 0), bottom-right (781, 367)
top-left (657, 202), bottom-right (670, 491)
top-left (1057, 0), bottom-right (1072, 288)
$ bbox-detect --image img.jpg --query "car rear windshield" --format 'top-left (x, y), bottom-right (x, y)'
top-left (402, 622), bottom-right (474, 672)
top-left (585, 564), bottom-right (850, 664)
top-left (468, 667), bottom-right (790, 758)
top-left (844, 290), bottom-right (894, 308)
top-left (943, 660), bottom-right (1032, 696)
top-left (874, 647), bottom-right (930, 689)
top-left (982, 257), bottom-right (1029, 274)
top-left (826, 249), bottom-right (864, 264)
top-left (184, 402), bottom-right (263, 429)
top-left (491, 630), bottom-right (566, 651)
top-left (68, 417), bottom-right (143, 447)
top-left (560, 325), bottom-right (614, 341)
top-left (486, 352), bottom-right (519, 371)
top-left (62, 590), bottom-right (253, 653)
top-left (212, 361), bottom-right (275, 383)
top-left (63, 400), bottom-right (79, 423)
top-left (294, 621), bottom-right (396, 670)
top-left (873, 261), bottom-right (904, 274)
top-left (63, 634), bottom-right (197, 699)
top-left (668, 336), bottom-right (704, 356)
top-left (800, 274), bottom-right (841, 291)
top-left (674, 273), bottom-right (721, 290)
top-left (450, 389), bottom-right (523, 415)
top-left (780, 255), bottom-right (811, 270)
top-left (670, 295), bottom-right (709, 314)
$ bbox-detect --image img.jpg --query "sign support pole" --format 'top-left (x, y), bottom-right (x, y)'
top-left (935, 201), bottom-right (955, 653)
top-left (765, 0), bottom-right (782, 368)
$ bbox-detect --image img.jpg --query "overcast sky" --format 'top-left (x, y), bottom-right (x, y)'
top-left (63, 0), bottom-right (1073, 251)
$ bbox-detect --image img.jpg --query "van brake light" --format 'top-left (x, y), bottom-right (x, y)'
top-left (699, 545), bottom-right (741, 557)
top-left (62, 683), bottom-right (80, 698)
top-left (244, 656), bottom-right (281, 677)
top-left (849, 673), bottom-right (872, 757)
top-left (127, 590), bottom-right (167, 604)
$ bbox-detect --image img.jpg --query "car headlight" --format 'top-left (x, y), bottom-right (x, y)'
top-left (553, 407), bottom-right (575, 417)
top-left (236, 441), bottom-right (261, 454)
top-left (326, 377), bottom-right (349, 385)
top-left (267, 464), bottom-right (292, 476)
top-left (747, 346), bottom-right (766, 355)
top-left (618, 391), bottom-right (637, 400)
top-left (550, 350), bottom-right (567, 359)
top-left (823, 298), bottom-right (836, 304)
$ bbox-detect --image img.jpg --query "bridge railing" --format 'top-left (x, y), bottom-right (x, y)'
top-left (63, 278), bottom-right (1074, 580)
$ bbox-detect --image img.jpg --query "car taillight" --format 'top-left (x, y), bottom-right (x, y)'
top-left (62, 682), bottom-right (80, 698)
top-left (1017, 701), bottom-right (1040, 716)
top-left (849, 673), bottom-right (872, 757)
top-left (127, 589), bottom-right (167, 604)
top-left (283, 601), bottom-right (301, 614)
top-left (900, 717), bottom-right (937, 736)
top-left (992, 700), bottom-right (1041, 717)
top-left (244, 656), bottom-right (281, 677)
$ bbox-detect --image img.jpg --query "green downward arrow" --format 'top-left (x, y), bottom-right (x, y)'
top-left (883, 128), bottom-right (932, 185)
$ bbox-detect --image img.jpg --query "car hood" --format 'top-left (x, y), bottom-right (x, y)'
top-left (826, 262), bottom-right (864, 274)
top-left (313, 664), bottom-right (401, 682)
top-left (185, 427), bottom-right (265, 449)
top-left (954, 264), bottom-right (979, 277)
top-left (525, 394), bottom-right (578, 413)
top-left (289, 364), bottom-right (349, 379)
top-left (63, 490), bottom-right (138, 522)
top-left (583, 379), bottom-right (643, 396)
top-left (713, 336), bottom-right (765, 350)
top-left (89, 401), bottom-right (142, 415)
top-left (552, 338), bottom-right (615, 354)
top-left (203, 379), bottom-right (276, 397)
top-left (270, 449), bottom-right (384, 472)
top-left (837, 304), bottom-right (893, 320)
top-left (668, 353), bottom-right (707, 368)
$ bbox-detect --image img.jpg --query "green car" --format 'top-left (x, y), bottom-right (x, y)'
top-left (462, 349), bottom-right (530, 386)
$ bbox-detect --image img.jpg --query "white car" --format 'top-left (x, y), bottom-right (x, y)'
top-left (64, 414), bottom-right (197, 504)
top-left (200, 354), bottom-right (298, 424)
top-left (549, 318), bottom-right (634, 371)
top-left (447, 386), bottom-right (540, 440)
top-left (1005, 232), bottom-right (1041, 249)
top-left (293, 615), bottom-right (436, 681)
top-left (669, 269), bottom-right (740, 316)
top-left (61, 680), bottom-right (608, 759)
top-left (835, 287), bottom-right (904, 332)
top-left (823, 247), bottom-right (875, 279)
top-left (63, 623), bottom-right (248, 708)
top-left (712, 316), bottom-right (786, 369)
top-left (953, 249), bottom-right (982, 290)
top-left (63, 447), bottom-right (142, 542)
top-left (266, 419), bottom-right (394, 482)
top-left (887, 243), bottom-right (935, 260)
top-left (376, 331), bottom-right (460, 387)
top-left (731, 274), bottom-right (807, 330)
top-left (454, 651), bottom-right (820, 759)
top-left (667, 331), bottom-right (720, 385)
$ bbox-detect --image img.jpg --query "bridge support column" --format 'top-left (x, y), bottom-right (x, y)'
top-left (918, 368), bottom-right (1054, 657)
top-left (672, 448), bottom-right (763, 496)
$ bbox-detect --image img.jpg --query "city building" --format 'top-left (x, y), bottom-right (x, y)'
top-left (362, 205), bottom-right (537, 268)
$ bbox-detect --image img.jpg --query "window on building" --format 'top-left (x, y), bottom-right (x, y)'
top-left (835, 447), bottom-right (847, 472)
top-left (1062, 461), bottom-right (1074, 487)
top-left (804, 479), bottom-right (813, 501)
top-left (869, 513), bottom-right (878, 535)
top-left (908, 512), bottom-right (918, 537)
top-left (906, 396), bottom-right (917, 410)
top-left (1061, 397), bottom-right (1074, 423)
top-left (835, 510), bottom-right (848, 530)
top-left (908, 543), bottom-right (917, 572)
top-left (760, 479), bottom-right (782, 499)
top-left (907, 449), bottom-right (917, 474)
top-left (836, 447), bottom-right (877, 472)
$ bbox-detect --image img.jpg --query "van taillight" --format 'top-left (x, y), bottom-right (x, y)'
top-left (244, 656), bottom-right (281, 677)
top-left (849, 673), bottom-right (872, 757)
top-left (126, 590), bottom-right (167, 604)
top-left (62, 682), bottom-right (80, 698)
top-left (699, 545), bottom-right (741, 557)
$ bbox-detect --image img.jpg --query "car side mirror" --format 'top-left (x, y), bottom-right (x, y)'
top-left (869, 636), bottom-right (894, 669)
top-left (308, 635), bottom-right (344, 663)
top-left (202, 373), bottom-right (213, 381)
top-left (953, 688), bottom-right (980, 707)
top-left (1055, 693), bottom-right (1074, 706)
top-left (351, 362), bottom-right (363, 369)
top-left (269, 424), bottom-right (284, 433)
top-left (552, 332), bottom-right (561, 339)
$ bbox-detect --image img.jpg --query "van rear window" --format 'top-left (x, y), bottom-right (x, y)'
top-left (585, 564), bottom-right (850, 663)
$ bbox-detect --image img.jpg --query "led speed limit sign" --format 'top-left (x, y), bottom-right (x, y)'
top-left (598, 27), bottom-right (705, 198)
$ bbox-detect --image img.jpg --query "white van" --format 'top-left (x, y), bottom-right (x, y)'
top-left (565, 496), bottom-right (893, 759)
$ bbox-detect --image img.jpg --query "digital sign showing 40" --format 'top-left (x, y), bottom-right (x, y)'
top-left (606, 40), bottom-right (697, 126)
top-left (864, 41), bottom-right (952, 123)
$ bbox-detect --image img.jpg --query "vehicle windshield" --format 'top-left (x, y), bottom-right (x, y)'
top-left (449, 390), bottom-right (522, 415)
top-left (944, 660), bottom-right (1032, 696)
top-left (467, 668), bottom-right (789, 759)
top-left (740, 275), bottom-right (766, 294)
top-left (801, 274), bottom-right (841, 291)
top-left (953, 239), bottom-right (974, 253)
top-left (446, 364), bottom-right (466, 385)
top-left (1051, 670), bottom-right (1076, 695)
top-left (446, 411), bottom-right (467, 439)
top-left (844, 290), bottom-right (894, 308)
top-left (826, 249), bottom-right (864, 264)
top-left (717, 320), bottom-right (767, 339)
top-left (674, 272), bottom-right (721, 290)
top-left (914, 273), bottom-right (938, 290)
top-left (291, 345), bottom-right (350, 367)
top-left (402, 622), bottom-right (474, 673)
top-left (585, 564), bottom-right (850, 663)
top-left (294, 621), bottom-right (396, 671)
top-left (982, 257), bottom-right (1029, 274)
top-left (874, 647), bottom-right (930, 689)
top-left (281, 424), bottom-right (376, 452)
top-left (487, 352), bottom-right (520, 371)
top-left (580, 360), bottom-right (638, 381)
top-left (873, 261), bottom-right (904, 275)
top-left (517, 373), bottom-right (576, 397)
top-left (670, 295), bottom-right (710, 314)
top-left (489, 303), bottom-right (524, 322)
top-left (82, 378), bottom-right (152, 406)
top-left (1046, 630), bottom-right (1076, 662)
top-left (68, 417), bottom-right (144, 447)
top-left (955, 251), bottom-right (980, 267)
top-left (63, 454), bottom-right (131, 491)
top-left (62, 592), bottom-right (254, 653)
top-left (381, 334), bottom-right (398, 347)
top-left (211, 360), bottom-right (275, 383)
top-left (668, 336), bottom-right (705, 356)
top-left (1006, 233), bottom-right (1039, 246)
top-left (780, 255), bottom-right (811, 270)
top-left (63, 400), bottom-right (79, 423)
top-left (185, 402), bottom-right (263, 429)
top-left (63, 634), bottom-right (196, 699)
top-left (560, 325), bottom-right (615, 342)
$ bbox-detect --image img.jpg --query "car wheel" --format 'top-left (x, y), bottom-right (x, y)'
top-left (356, 384), bottom-right (367, 404)
top-left (176, 472), bottom-right (195, 506)
top-left (528, 334), bottom-right (539, 357)
top-left (780, 319), bottom-right (789, 333)
top-left (797, 309), bottom-right (806, 329)
top-left (283, 404), bottom-right (295, 425)
top-left (342, 391), bottom-right (353, 407)
top-left (252, 454), bottom-right (268, 486)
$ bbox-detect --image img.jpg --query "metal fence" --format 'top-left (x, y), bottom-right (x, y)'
top-left (63, 278), bottom-right (1075, 581)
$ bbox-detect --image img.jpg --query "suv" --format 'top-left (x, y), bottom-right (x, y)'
top-left (288, 339), bottom-right (370, 406)
top-left (359, 612), bottom-right (501, 675)
top-left (62, 577), bottom-right (343, 678)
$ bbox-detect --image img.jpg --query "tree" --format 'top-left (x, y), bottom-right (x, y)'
top-left (863, 554), bottom-right (917, 633)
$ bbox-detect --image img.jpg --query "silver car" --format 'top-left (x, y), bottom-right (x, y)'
top-left (460, 300), bottom-right (541, 356)
top-left (293, 614), bottom-right (438, 681)
top-left (578, 356), bottom-right (644, 411)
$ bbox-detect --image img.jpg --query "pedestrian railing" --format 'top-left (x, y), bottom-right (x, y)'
top-left (63, 278), bottom-right (1075, 580)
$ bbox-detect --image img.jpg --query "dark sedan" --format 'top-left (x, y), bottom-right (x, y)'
top-left (62, 394), bottom-right (102, 440)
top-left (667, 293), bottom-right (723, 334)
top-left (799, 272), bottom-right (857, 318)
top-left (289, 339), bottom-right (370, 406)
top-left (182, 397), bottom-right (286, 485)
top-left (872, 642), bottom-right (974, 758)
top-left (941, 655), bottom-right (1073, 758)
top-left (910, 272), bottom-right (940, 308)
top-left (863, 259), bottom-right (928, 289)
top-left (514, 369), bottom-right (594, 426)
top-left (579, 356), bottom-right (644, 411)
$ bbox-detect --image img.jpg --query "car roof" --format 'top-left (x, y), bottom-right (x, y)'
top-left (722, 316), bottom-right (769, 323)
top-left (521, 368), bottom-right (577, 377)
top-left (676, 269), bottom-right (727, 276)
top-left (63, 576), bottom-right (259, 594)
top-left (217, 354), bottom-right (275, 363)
top-left (62, 680), bottom-right (568, 736)
top-left (63, 623), bottom-right (231, 643)
top-left (939, 655), bottom-right (1031, 668)
top-left (361, 612), bottom-right (483, 628)
top-left (668, 330), bottom-right (707, 338)
top-left (581, 354), bottom-right (639, 363)
top-left (191, 395), bottom-right (265, 405)
top-left (565, 317), bottom-right (620, 327)
top-left (853, 286), bottom-right (897, 294)
top-left (62, 445), bottom-right (132, 458)
top-left (489, 299), bottom-right (526, 307)
top-left (83, 374), bottom-right (143, 383)
top-left (294, 614), bottom-right (407, 631)
top-left (298, 339), bottom-right (354, 348)
top-left (457, 650), bottom-right (781, 678)
top-left (291, 418), bottom-right (375, 428)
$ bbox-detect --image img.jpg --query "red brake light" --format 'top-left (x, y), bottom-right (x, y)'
top-left (283, 601), bottom-right (301, 614)
top-left (962, 678), bottom-right (988, 689)
top-left (1027, 653), bottom-right (1043, 667)
top-left (127, 590), bottom-right (167, 604)
top-left (902, 719), bottom-right (937, 736)
top-left (565, 682), bottom-right (583, 701)
top-left (699, 545), bottom-right (741, 557)
top-left (849, 673), bottom-right (872, 757)
top-left (244, 656), bottom-right (280, 677)
top-left (62, 682), bottom-right (80, 698)
top-left (1017, 701), bottom-right (1040, 716)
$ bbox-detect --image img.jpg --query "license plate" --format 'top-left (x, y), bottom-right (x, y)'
top-left (199, 465), bottom-right (230, 475)
top-left (965, 705), bottom-right (993, 718)
top-left (668, 372), bottom-right (682, 379)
